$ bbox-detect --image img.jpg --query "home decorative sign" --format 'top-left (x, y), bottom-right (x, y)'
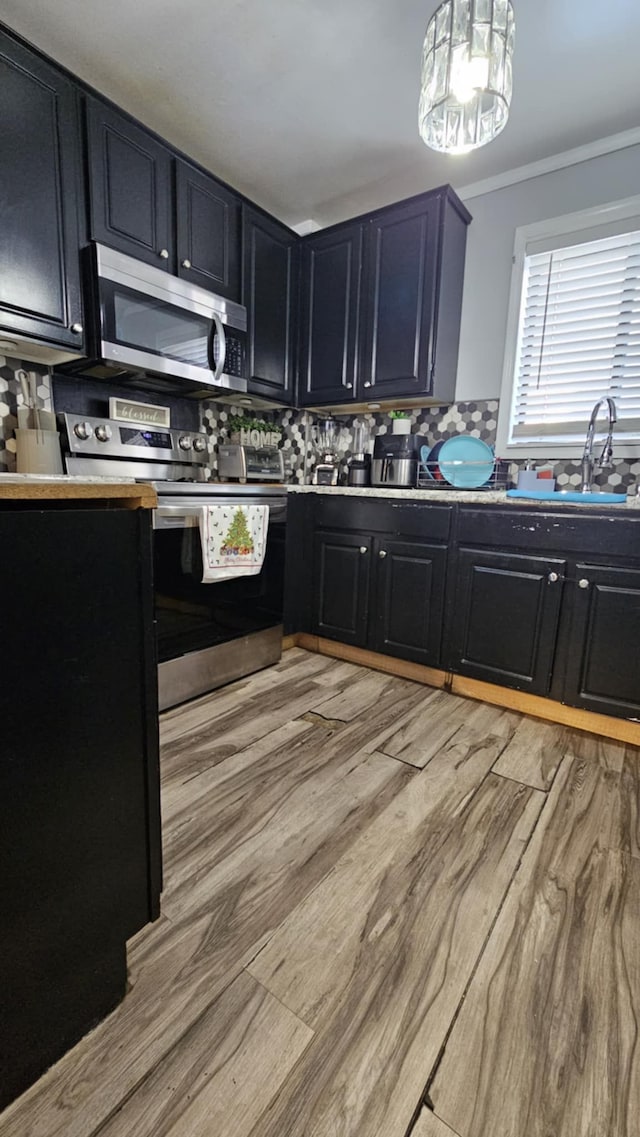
top-left (239, 427), bottom-right (281, 447)
top-left (109, 397), bottom-right (171, 428)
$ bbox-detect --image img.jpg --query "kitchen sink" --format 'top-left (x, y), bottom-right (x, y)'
top-left (506, 489), bottom-right (627, 505)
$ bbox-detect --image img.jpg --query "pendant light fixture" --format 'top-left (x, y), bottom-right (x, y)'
top-left (419, 0), bottom-right (515, 155)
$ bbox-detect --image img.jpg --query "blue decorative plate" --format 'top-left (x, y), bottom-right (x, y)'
top-left (437, 436), bottom-right (494, 488)
top-left (421, 440), bottom-right (446, 481)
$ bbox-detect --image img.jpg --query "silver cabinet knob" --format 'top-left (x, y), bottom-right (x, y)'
top-left (379, 549), bottom-right (387, 559)
top-left (192, 437), bottom-right (207, 452)
top-left (578, 578), bottom-right (590, 589)
top-left (73, 421), bottom-right (93, 441)
top-left (548, 571), bottom-right (559, 583)
top-left (159, 248), bottom-right (169, 259)
top-left (345, 382), bottom-right (353, 389)
top-left (359, 546), bottom-right (368, 554)
top-left (95, 424), bottom-right (112, 442)
top-left (182, 258), bottom-right (192, 269)
top-left (364, 382), bottom-right (372, 388)
top-left (70, 322), bottom-right (83, 334)
top-left (178, 435), bottom-right (192, 451)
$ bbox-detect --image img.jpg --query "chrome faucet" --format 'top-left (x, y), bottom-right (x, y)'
top-left (581, 397), bottom-right (617, 493)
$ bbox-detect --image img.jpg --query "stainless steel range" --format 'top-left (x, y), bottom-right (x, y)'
top-left (59, 413), bottom-right (287, 709)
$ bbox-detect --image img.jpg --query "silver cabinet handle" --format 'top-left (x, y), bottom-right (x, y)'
top-left (159, 248), bottom-right (169, 259)
top-left (548, 571), bottom-right (559, 583)
top-left (379, 549), bottom-right (387, 558)
top-left (578, 578), bottom-right (590, 589)
top-left (345, 382), bottom-right (353, 389)
top-left (359, 546), bottom-right (368, 554)
top-left (364, 381), bottom-right (372, 388)
top-left (182, 258), bottom-right (192, 269)
top-left (70, 322), bottom-right (83, 334)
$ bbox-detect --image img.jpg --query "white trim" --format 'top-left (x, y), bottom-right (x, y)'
top-left (457, 127), bottom-right (640, 202)
top-left (496, 193), bottom-right (640, 461)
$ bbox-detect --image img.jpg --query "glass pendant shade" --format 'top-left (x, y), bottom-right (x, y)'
top-left (419, 0), bottom-right (515, 155)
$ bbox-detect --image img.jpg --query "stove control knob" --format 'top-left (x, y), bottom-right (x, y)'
top-left (178, 435), bottom-right (192, 451)
top-left (73, 421), bottom-right (93, 441)
top-left (192, 437), bottom-right (207, 453)
top-left (95, 424), bottom-right (113, 442)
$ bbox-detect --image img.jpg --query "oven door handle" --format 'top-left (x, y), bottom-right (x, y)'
top-left (207, 312), bottom-right (227, 383)
top-left (154, 505), bottom-right (201, 529)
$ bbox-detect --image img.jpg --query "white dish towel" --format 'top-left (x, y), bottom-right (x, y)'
top-left (198, 503), bottom-right (269, 583)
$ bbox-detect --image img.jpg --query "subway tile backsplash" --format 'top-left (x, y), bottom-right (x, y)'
top-left (1, 354), bottom-right (639, 493)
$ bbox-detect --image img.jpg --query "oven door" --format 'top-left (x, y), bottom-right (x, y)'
top-left (94, 244), bottom-right (248, 397)
top-left (153, 499), bottom-right (286, 666)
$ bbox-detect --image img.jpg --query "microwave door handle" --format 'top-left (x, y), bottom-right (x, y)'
top-left (208, 312), bottom-right (227, 383)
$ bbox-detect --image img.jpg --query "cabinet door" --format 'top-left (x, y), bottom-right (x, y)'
top-left (299, 223), bottom-right (363, 405)
top-left (86, 95), bottom-right (173, 269)
top-left (313, 530), bottom-right (370, 645)
top-left (563, 563), bottom-right (640, 718)
top-left (450, 548), bottom-right (566, 695)
top-left (176, 161), bottom-right (240, 299)
top-left (372, 538), bottom-right (447, 666)
top-left (0, 33), bottom-right (83, 351)
top-left (359, 195), bottom-right (439, 400)
top-left (242, 206), bottom-right (298, 402)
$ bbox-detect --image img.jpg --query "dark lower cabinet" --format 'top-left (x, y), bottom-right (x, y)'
top-left (242, 206), bottom-right (298, 402)
top-left (85, 95), bottom-right (173, 269)
top-left (373, 538), bottom-right (447, 666)
top-left (312, 526), bottom-right (448, 665)
top-left (564, 563), bottom-right (640, 718)
top-left (0, 503), bottom-right (161, 1111)
top-left (450, 549), bottom-right (566, 695)
top-left (0, 31), bottom-right (84, 352)
top-left (313, 530), bottom-right (371, 645)
top-left (176, 160), bottom-right (240, 298)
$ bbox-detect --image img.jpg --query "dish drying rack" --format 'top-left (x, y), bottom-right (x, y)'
top-left (417, 458), bottom-right (510, 491)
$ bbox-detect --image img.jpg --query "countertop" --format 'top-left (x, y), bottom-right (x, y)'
top-left (0, 475), bottom-right (157, 509)
top-left (287, 484), bottom-right (640, 511)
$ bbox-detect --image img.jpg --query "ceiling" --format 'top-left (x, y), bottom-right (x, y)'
top-left (2, 0), bottom-right (640, 228)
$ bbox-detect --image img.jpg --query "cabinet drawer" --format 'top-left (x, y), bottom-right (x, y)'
top-left (314, 497), bottom-right (452, 540)
top-left (457, 507), bottom-right (640, 559)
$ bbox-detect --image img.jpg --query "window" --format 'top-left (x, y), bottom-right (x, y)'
top-left (497, 197), bottom-right (640, 457)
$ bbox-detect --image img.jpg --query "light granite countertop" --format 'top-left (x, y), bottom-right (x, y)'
top-left (287, 484), bottom-right (640, 511)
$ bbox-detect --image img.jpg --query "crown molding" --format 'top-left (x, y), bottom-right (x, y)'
top-left (456, 126), bottom-right (640, 202)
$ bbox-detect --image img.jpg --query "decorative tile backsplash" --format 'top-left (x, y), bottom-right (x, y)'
top-left (1, 353), bottom-right (639, 493)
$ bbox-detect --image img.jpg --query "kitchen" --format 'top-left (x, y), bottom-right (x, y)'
top-left (1, 1), bottom-right (640, 1134)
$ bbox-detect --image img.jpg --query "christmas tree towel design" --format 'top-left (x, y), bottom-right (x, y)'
top-left (199, 504), bottom-right (269, 582)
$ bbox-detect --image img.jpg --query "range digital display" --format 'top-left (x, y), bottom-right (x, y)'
top-left (119, 427), bottom-right (173, 449)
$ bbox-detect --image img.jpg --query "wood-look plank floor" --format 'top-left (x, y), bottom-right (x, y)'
top-left (2, 647), bottom-right (639, 1137)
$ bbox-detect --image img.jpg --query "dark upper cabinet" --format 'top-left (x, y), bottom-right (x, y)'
top-left (0, 32), bottom-right (83, 351)
top-left (372, 537), bottom-right (447, 667)
top-left (297, 188), bottom-right (470, 407)
top-left (299, 223), bottom-right (363, 405)
top-left (242, 206), bottom-right (298, 402)
top-left (313, 529), bottom-right (371, 646)
top-left (448, 548), bottom-right (566, 696)
top-left (359, 196), bottom-right (439, 400)
top-left (563, 563), bottom-right (640, 719)
top-left (176, 161), bottom-right (240, 298)
top-left (85, 96), bottom-right (173, 270)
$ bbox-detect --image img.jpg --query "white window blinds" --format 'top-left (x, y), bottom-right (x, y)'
top-left (511, 227), bottom-right (640, 441)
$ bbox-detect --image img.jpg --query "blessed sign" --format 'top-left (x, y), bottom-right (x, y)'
top-left (109, 397), bottom-right (171, 428)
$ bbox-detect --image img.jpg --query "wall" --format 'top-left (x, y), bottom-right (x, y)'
top-left (455, 141), bottom-right (640, 401)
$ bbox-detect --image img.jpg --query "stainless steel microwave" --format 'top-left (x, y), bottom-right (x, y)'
top-left (61, 244), bottom-right (248, 399)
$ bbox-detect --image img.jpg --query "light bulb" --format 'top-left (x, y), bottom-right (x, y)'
top-left (451, 54), bottom-right (490, 104)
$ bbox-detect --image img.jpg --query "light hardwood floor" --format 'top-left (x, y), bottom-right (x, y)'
top-left (2, 648), bottom-right (639, 1137)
